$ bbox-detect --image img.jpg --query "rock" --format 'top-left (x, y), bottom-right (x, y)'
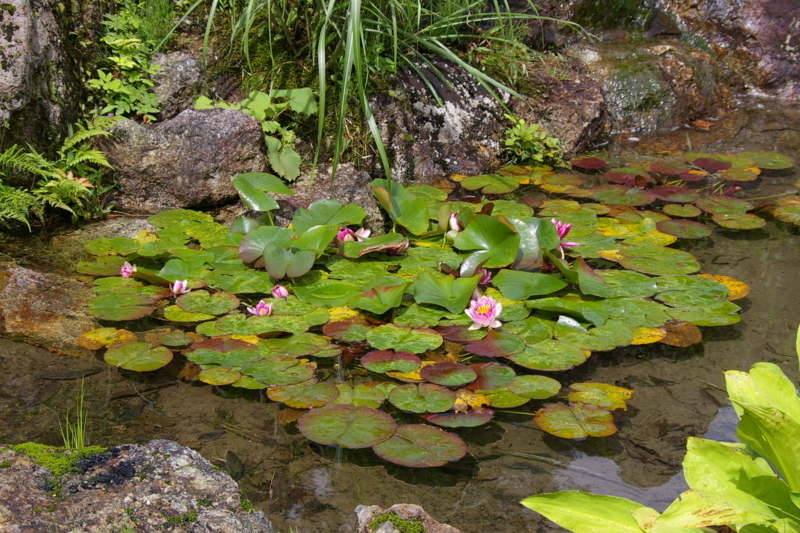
top-left (355, 504), bottom-right (462, 533)
top-left (0, 440), bottom-right (274, 532)
top-left (49, 217), bottom-right (156, 259)
top-left (105, 108), bottom-right (268, 212)
top-left (659, 0), bottom-right (800, 99)
top-left (0, 262), bottom-right (98, 357)
top-left (152, 51), bottom-right (204, 120)
top-left (0, 0), bottom-right (83, 151)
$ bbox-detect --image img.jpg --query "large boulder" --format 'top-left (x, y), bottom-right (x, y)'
top-left (105, 108), bottom-right (268, 212)
top-left (0, 440), bottom-right (275, 532)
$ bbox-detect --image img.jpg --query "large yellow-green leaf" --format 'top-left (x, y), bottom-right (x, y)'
top-left (521, 492), bottom-right (651, 533)
top-left (534, 403), bottom-right (617, 438)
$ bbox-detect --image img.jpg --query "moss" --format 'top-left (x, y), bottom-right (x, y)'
top-left (10, 443), bottom-right (107, 477)
top-left (238, 491), bottom-right (257, 512)
top-left (197, 498), bottom-right (213, 508)
top-left (370, 512), bottom-right (426, 533)
top-left (0, 460), bottom-right (12, 468)
top-left (161, 510), bottom-right (198, 527)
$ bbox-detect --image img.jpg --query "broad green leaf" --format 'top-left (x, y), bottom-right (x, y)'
top-left (271, 87), bottom-right (317, 114)
top-left (265, 137), bottom-right (302, 181)
top-left (89, 293), bottom-right (158, 321)
top-left (507, 375), bottom-right (561, 399)
top-left (105, 342), bottom-right (173, 371)
top-left (197, 367), bottom-right (242, 385)
top-left (421, 410), bottom-right (495, 428)
top-left (366, 324), bottom-right (443, 354)
top-left (262, 242), bottom-right (315, 279)
top-left (240, 357), bottom-right (316, 386)
top-left (454, 215), bottom-right (521, 276)
top-left (409, 272), bottom-right (480, 314)
top-left (527, 297), bottom-right (609, 327)
top-left (292, 224), bottom-right (339, 256)
top-left (232, 172), bottom-right (292, 211)
top-left (176, 290), bottom-right (240, 315)
top-left (534, 403), bottom-right (617, 438)
top-left (267, 382), bottom-right (340, 408)
top-left (163, 305), bottom-right (216, 322)
top-left (666, 301), bottom-right (741, 326)
top-left (568, 383), bottom-right (634, 410)
top-left (737, 404), bottom-right (800, 492)
top-left (460, 173), bottom-right (520, 194)
top-left (521, 492), bottom-right (651, 533)
top-left (297, 404), bottom-right (397, 448)
top-left (361, 350), bottom-right (422, 374)
top-left (333, 383), bottom-right (386, 408)
top-left (292, 199), bottom-right (367, 235)
top-left (294, 280), bottom-right (362, 307)
top-left (85, 237), bottom-right (140, 256)
top-left (371, 179), bottom-right (430, 235)
top-left (510, 340), bottom-right (589, 371)
top-left (372, 424), bottom-right (466, 467)
top-left (420, 362), bottom-right (477, 387)
top-left (493, 270), bottom-right (567, 300)
top-left (389, 383), bottom-right (456, 413)
top-left (238, 226), bottom-right (293, 263)
top-left (602, 245), bottom-right (702, 276)
top-left (349, 283), bottom-right (408, 315)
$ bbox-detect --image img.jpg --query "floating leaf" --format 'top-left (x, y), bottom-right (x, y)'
top-left (696, 274), bottom-right (750, 300)
top-left (666, 301), bottom-right (741, 326)
top-left (156, 331), bottom-right (194, 347)
top-left (478, 388), bottom-right (530, 408)
top-left (420, 362), bottom-right (477, 387)
top-left (509, 340), bottom-right (589, 371)
top-left (104, 342), bottom-right (173, 372)
top-left (604, 168), bottom-right (651, 187)
top-left (394, 304), bottom-right (449, 328)
top-left (372, 425), bottom-right (467, 467)
top-left (656, 287), bottom-right (728, 307)
top-left (164, 305), bottom-right (215, 323)
top-left (421, 410), bottom-right (495, 428)
top-left (660, 319), bottom-right (703, 347)
top-left (691, 157), bottom-right (731, 172)
top-left (650, 161), bottom-right (691, 175)
top-left (603, 245), bottom-right (701, 276)
top-left (78, 328), bottom-right (138, 350)
top-left (371, 179), bottom-right (430, 235)
top-left (712, 213), bottom-right (766, 230)
top-left (294, 280), bottom-right (362, 307)
top-left (568, 383), bottom-right (634, 410)
top-left (570, 156), bottom-right (607, 169)
top-left (268, 382), bottom-right (340, 408)
top-left (85, 237), bottom-right (140, 256)
top-left (461, 362), bottom-right (516, 390)
top-left (342, 233), bottom-right (408, 258)
top-left (464, 330), bottom-right (525, 358)
top-left (460, 173), bottom-right (520, 194)
top-left (695, 196), bottom-right (752, 215)
top-left (349, 283), bottom-right (409, 315)
top-left (774, 202), bottom-right (800, 225)
top-left (389, 383), bottom-right (456, 413)
top-left (596, 270), bottom-right (657, 298)
top-left (591, 185), bottom-right (655, 207)
top-left (663, 204), bottom-right (702, 218)
top-left (89, 293), bottom-right (159, 321)
top-left (437, 325), bottom-right (487, 343)
top-left (297, 404), bottom-right (397, 448)
top-left (719, 167), bottom-right (760, 181)
top-left (507, 375), bottom-right (561, 399)
top-left (322, 319), bottom-right (372, 342)
top-left (198, 367), bottom-right (242, 386)
top-left (261, 332), bottom-right (331, 357)
top-left (493, 270), bottom-right (567, 300)
top-left (534, 403), bottom-right (617, 438)
top-left (292, 199), bottom-right (366, 235)
top-left (630, 326), bottom-right (667, 345)
top-left (240, 357), bottom-right (317, 386)
top-left (176, 291), bottom-right (240, 315)
top-left (656, 220), bottom-right (713, 239)
top-left (650, 185), bottom-right (698, 203)
top-left (77, 256), bottom-right (126, 276)
top-left (333, 383), bottom-right (386, 408)
top-left (366, 324), bottom-right (443, 354)
top-left (361, 350), bottom-right (422, 374)
top-left (740, 151), bottom-right (794, 170)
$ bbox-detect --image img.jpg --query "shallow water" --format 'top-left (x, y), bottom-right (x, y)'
top-left (1, 96), bottom-right (799, 533)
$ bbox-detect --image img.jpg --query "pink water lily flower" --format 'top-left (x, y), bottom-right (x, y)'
top-left (551, 218), bottom-right (580, 258)
top-left (388, 240), bottom-right (409, 254)
top-left (337, 227), bottom-right (371, 242)
top-left (272, 285), bottom-right (289, 299)
top-left (170, 279), bottom-right (189, 296)
top-left (476, 268), bottom-right (492, 285)
top-left (465, 295), bottom-right (503, 330)
top-left (247, 300), bottom-right (273, 316)
top-left (120, 261), bottom-right (137, 278)
top-left (445, 211), bottom-right (463, 242)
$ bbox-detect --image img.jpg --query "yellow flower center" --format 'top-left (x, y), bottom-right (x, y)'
top-left (477, 304), bottom-right (491, 314)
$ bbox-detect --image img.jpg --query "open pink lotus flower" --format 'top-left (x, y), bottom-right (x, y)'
top-left (170, 279), bottom-right (189, 296)
top-left (465, 295), bottom-right (503, 330)
top-left (336, 227), bottom-right (371, 242)
top-left (271, 285), bottom-right (289, 299)
top-left (551, 218), bottom-right (580, 257)
top-left (120, 261), bottom-right (137, 278)
top-left (247, 300), bottom-right (273, 316)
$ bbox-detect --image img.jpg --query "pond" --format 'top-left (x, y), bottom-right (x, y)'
top-left (1, 95), bottom-right (799, 533)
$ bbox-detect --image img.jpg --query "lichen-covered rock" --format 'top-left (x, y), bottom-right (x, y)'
top-left (355, 504), bottom-right (462, 533)
top-left (152, 51), bottom-right (204, 120)
top-left (105, 108), bottom-right (268, 212)
top-left (0, 440), bottom-right (274, 532)
top-left (0, 262), bottom-right (98, 357)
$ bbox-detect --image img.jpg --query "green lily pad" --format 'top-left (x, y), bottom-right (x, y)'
top-left (333, 383), bottom-right (386, 408)
top-left (267, 382), bottom-right (340, 408)
top-left (463, 330), bottom-right (526, 358)
top-left (596, 270), bottom-right (657, 298)
top-left (187, 340), bottom-right (261, 367)
top-left (297, 404), bottom-right (397, 449)
top-left (775, 203), bottom-right (800, 225)
top-left (366, 324), bottom-right (443, 354)
top-left (163, 305), bottom-right (216, 323)
top-left (591, 185), bottom-right (656, 207)
top-left (77, 256), bottom-right (127, 276)
top-left (176, 291), bottom-right (240, 315)
top-left (203, 269), bottom-right (275, 294)
top-left (534, 403), bottom-right (617, 439)
top-left (436, 325), bottom-right (487, 343)
top-left (461, 362), bottom-right (516, 390)
top-left (85, 237), bottom-right (141, 256)
top-left (394, 304), bottom-right (449, 328)
top-left (740, 151), bottom-right (794, 170)
top-left (507, 375), bottom-right (561, 399)
top-left (650, 161), bottom-right (691, 175)
top-left (650, 185), bottom-right (698, 203)
top-left (148, 209), bottom-right (214, 228)
top-left (694, 196), bottom-right (752, 215)
top-left (104, 342), bottom-right (173, 371)
top-left (568, 383), bottom-right (634, 411)
top-left (656, 288), bottom-right (728, 307)
top-left (240, 357), bottom-right (317, 386)
top-left (89, 293), bottom-right (159, 321)
top-left (261, 332), bottom-right (331, 357)
top-left (539, 199), bottom-right (582, 214)
top-left (719, 168), bottom-right (760, 182)
top-left (322, 319), bottom-right (372, 342)
top-left (198, 367), bottom-right (242, 386)
top-left (502, 317), bottom-right (553, 344)
top-left (361, 350), bottom-right (422, 374)
top-left (663, 204), bottom-right (702, 218)
top-left (420, 410), bottom-right (495, 428)
top-left (349, 283), bottom-right (408, 315)
top-left (606, 245), bottom-right (702, 276)
top-left (460, 173), bottom-right (520, 194)
top-left (294, 280), bottom-right (363, 307)
top-left (711, 213), bottom-right (766, 230)
top-left (666, 301), bottom-right (741, 326)
top-left (247, 314), bottom-right (314, 335)
top-left (157, 331), bottom-right (194, 347)
top-left (372, 425), bottom-right (467, 467)
top-left (420, 362), bottom-right (477, 387)
top-left (656, 220), bottom-right (713, 239)
top-left (493, 270), bottom-right (568, 301)
top-left (232, 172), bottom-right (292, 211)
top-left (527, 297), bottom-right (609, 327)
top-left (230, 375), bottom-right (268, 389)
top-left (553, 319), bottom-right (634, 352)
top-left (478, 388), bottom-right (530, 408)
top-left (509, 340), bottom-right (588, 371)
top-left (389, 383), bottom-right (456, 413)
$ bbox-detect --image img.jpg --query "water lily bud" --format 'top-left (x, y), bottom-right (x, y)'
top-left (477, 268), bottom-right (492, 285)
top-left (247, 300), bottom-right (273, 316)
top-left (170, 279), bottom-right (189, 295)
top-left (354, 228), bottom-right (371, 240)
top-left (272, 285), bottom-right (289, 299)
top-left (120, 261), bottom-right (137, 279)
top-left (449, 211), bottom-right (462, 233)
top-left (337, 228), bottom-right (356, 242)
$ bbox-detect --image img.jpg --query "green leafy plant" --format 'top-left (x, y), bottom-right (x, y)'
top-left (0, 116), bottom-right (116, 228)
top-left (195, 89), bottom-right (317, 181)
top-left (59, 380), bottom-right (88, 450)
top-left (503, 114), bottom-right (566, 166)
top-left (521, 327), bottom-right (800, 533)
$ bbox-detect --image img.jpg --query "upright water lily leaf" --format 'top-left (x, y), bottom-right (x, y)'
top-left (268, 382), bottom-right (340, 408)
top-left (507, 375), bottom-right (561, 399)
top-left (232, 172), bottom-right (293, 211)
top-left (230, 217), bottom-right (261, 235)
top-left (534, 403), bottom-right (617, 438)
top-left (105, 342), bottom-right (173, 371)
top-left (454, 214), bottom-right (521, 277)
top-left (421, 410), bottom-right (495, 428)
top-left (176, 291), bottom-right (240, 315)
top-left (510, 340), bottom-right (589, 371)
top-left (349, 283), bottom-right (408, 315)
top-left (261, 242), bottom-right (316, 279)
top-left (493, 270), bottom-right (567, 301)
top-left (573, 258), bottom-right (611, 298)
top-left (389, 383), bottom-right (456, 413)
top-left (292, 199), bottom-right (367, 235)
top-left (89, 293), bottom-right (159, 321)
top-left (238, 226), bottom-right (294, 263)
top-left (292, 224), bottom-right (340, 256)
top-left (568, 383), bottom-right (634, 410)
top-left (372, 424), bottom-right (467, 467)
top-left (366, 324), bottom-right (443, 354)
top-left (371, 179), bottom-right (430, 235)
top-left (410, 272), bottom-right (480, 314)
top-left (420, 362), bottom-right (477, 387)
top-left (460, 173), bottom-right (520, 194)
top-left (298, 404), bottom-right (397, 448)
top-left (361, 350), bottom-right (422, 374)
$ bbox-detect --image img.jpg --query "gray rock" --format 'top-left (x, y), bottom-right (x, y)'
top-left (152, 51), bottom-right (204, 120)
top-left (0, 262), bottom-right (98, 358)
top-left (355, 504), bottom-right (462, 533)
top-left (0, 440), bottom-right (274, 532)
top-left (105, 108), bottom-right (268, 212)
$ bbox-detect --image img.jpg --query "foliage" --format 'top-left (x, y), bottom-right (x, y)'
top-left (86, 0), bottom-right (164, 121)
top-left (59, 380), bottom-right (88, 450)
top-left (371, 513), bottom-right (425, 533)
top-left (10, 443), bottom-right (108, 477)
top-left (76, 158), bottom-right (756, 467)
top-left (195, 90), bottom-right (317, 181)
top-left (521, 327), bottom-right (800, 533)
top-left (0, 116), bottom-right (116, 229)
top-left (503, 114), bottom-right (566, 167)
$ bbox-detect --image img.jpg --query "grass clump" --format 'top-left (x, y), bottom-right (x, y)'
top-left (162, 509), bottom-right (198, 526)
top-left (370, 512), bottom-right (426, 533)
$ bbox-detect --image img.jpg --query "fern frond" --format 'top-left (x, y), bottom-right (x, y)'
top-left (68, 149), bottom-right (113, 168)
top-left (0, 184), bottom-right (42, 229)
top-left (59, 119), bottom-right (115, 154)
top-left (0, 145), bottom-right (57, 179)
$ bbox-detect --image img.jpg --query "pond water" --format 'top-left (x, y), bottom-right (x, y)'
top-left (1, 95), bottom-right (799, 533)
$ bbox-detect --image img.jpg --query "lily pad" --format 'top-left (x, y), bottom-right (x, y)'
top-left (663, 204), bottom-right (702, 218)
top-left (333, 383), bottom-right (386, 408)
top-left (460, 173), bottom-right (520, 194)
top-left (694, 196), bottom-right (752, 215)
top-left (774, 203), bottom-right (800, 225)
top-left (89, 293), bottom-right (159, 321)
top-left (198, 367), bottom-right (242, 386)
top-left (604, 168), bottom-right (651, 187)
top-left (78, 328), bottom-right (137, 350)
top-left (163, 305), bottom-right (216, 323)
top-left (740, 151), bottom-right (794, 170)
top-left (322, 319), bottom-right (372, 342)
top-left (464, 330), bottom-right (525, 358)
top-left (394, 304), bottom-right (449, 328)
top-left (591, 185), bottom-right (656, 207)
top-left (568, 383), bottom-right (634, 410)
top-left (104, 342), bottom-right (173, 371)
top-left (372, 425), bottom-right (467, 467)
top-left (294, 280), bottom-right (363, 307)
top-left (650, 185), bottom-right (698, 203)
top-left (454, 214), bottom-right (521, 277)
top-left (157, 331), bottom-right (194, 347)
top-left (650, 161), bottom-right (691, 175)
top-left (719, 168), bottom-right (760, 182)
top-left (509, 340), bottom-right (589, 371)
top-left (534, 403), bottom-right (617, 438)
top-left (261, 332), bottom-right (331, 357)
top-left (420, 362), bottom-right (477, 387)
top-left (85, 237), bottom-right (140, 256)
top-left (267, 382), bottom-right (340, 408)
top-left (461, 362), bottom-right (516, 390)
top-left (366, 324), bottom-right (443, 354)
top-left (436, 325), bottom-right (487, 343)
top-left (570, 156), bottom-right (607, 169)
top-left (656, 220), bottom-right (713, 239)
top-left (420, 410), bottom-right (495, 428)
top-left (291, 198), bottom-right (367, 235)
top-left (388, 383), bottom-right (456, 413)
top-left (176, 291), bottom-right (240, 315)
top-left (240, 357), bottom-right (317, 386)
top-left (493, 270), bottom-right (568, 301)
top-left (478, 388), bottom-right (530, 408)
top-left (596, 270), bottom-right (657, 298)
top-left (600, 245), bottom-right (701, 276)
top-left (690, 157), bottom-right (731, 172)
top-left (348, 283), bottom-right (408, 315)
top-left (361, 350), bottom-right (422, 374)
top-left (297, 404), bottom-right (397, 448)
top-left (711, 213), bottom-right (766, 230)
top-left (507, 375), bottom-right (561, 399)
top-left (666, 301), bottom-right (741, 326)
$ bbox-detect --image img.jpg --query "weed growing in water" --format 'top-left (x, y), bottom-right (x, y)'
top-left (59, 379), bottom-right (88, 450)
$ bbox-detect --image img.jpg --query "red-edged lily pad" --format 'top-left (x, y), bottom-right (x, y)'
top-left (104, 342), bottom-right (173, 372)
top-left (420, 362), bottom-right (477, 387)
top-left (719, 168), bottom-right (760, 182)
top-left (604, 168), bottom-right (651, 187)
top-left (372, 424), bottom-right (467, 467)
top-left (297, 404), bottom-right (397, 448)
top-left (240, 357), bottom-right (317, 386)
top-left (650, 185), bottom-right (698, 203)
top-left (436, 325), bottom-right (487, 343)
top-left (460, 362), bottom-right (516, 390)
top-left (650, 161), bottom-right (691, 175)
top-left (198, 367), bottom-right (242, 385)
top-left (567, 383), bottom-right (634, 410)
top-left (157, 331), bottom-right (194, 347)
top-left (656, 219), bottom-right (713, 239)
top-left (463, 330), bottom-right (525, 358)
top-left (388, 383), bottom-right (456, 413)
top-left (268, 382), bottom-right (340, 408)
top-left (421, 410), bottom-right (495, 428)
top-left (361, 350), bottom-right (422, 374)
top-left (591, 185), bottom-right (656, 207)
top-left (534, 403), bottom-right (618, 439)
top-left (322, 319), bottom-right (372, 342)
top-left (691, 157), bottom-right (731, 172)
top-left (571, 157), bottom-right (608, 170)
